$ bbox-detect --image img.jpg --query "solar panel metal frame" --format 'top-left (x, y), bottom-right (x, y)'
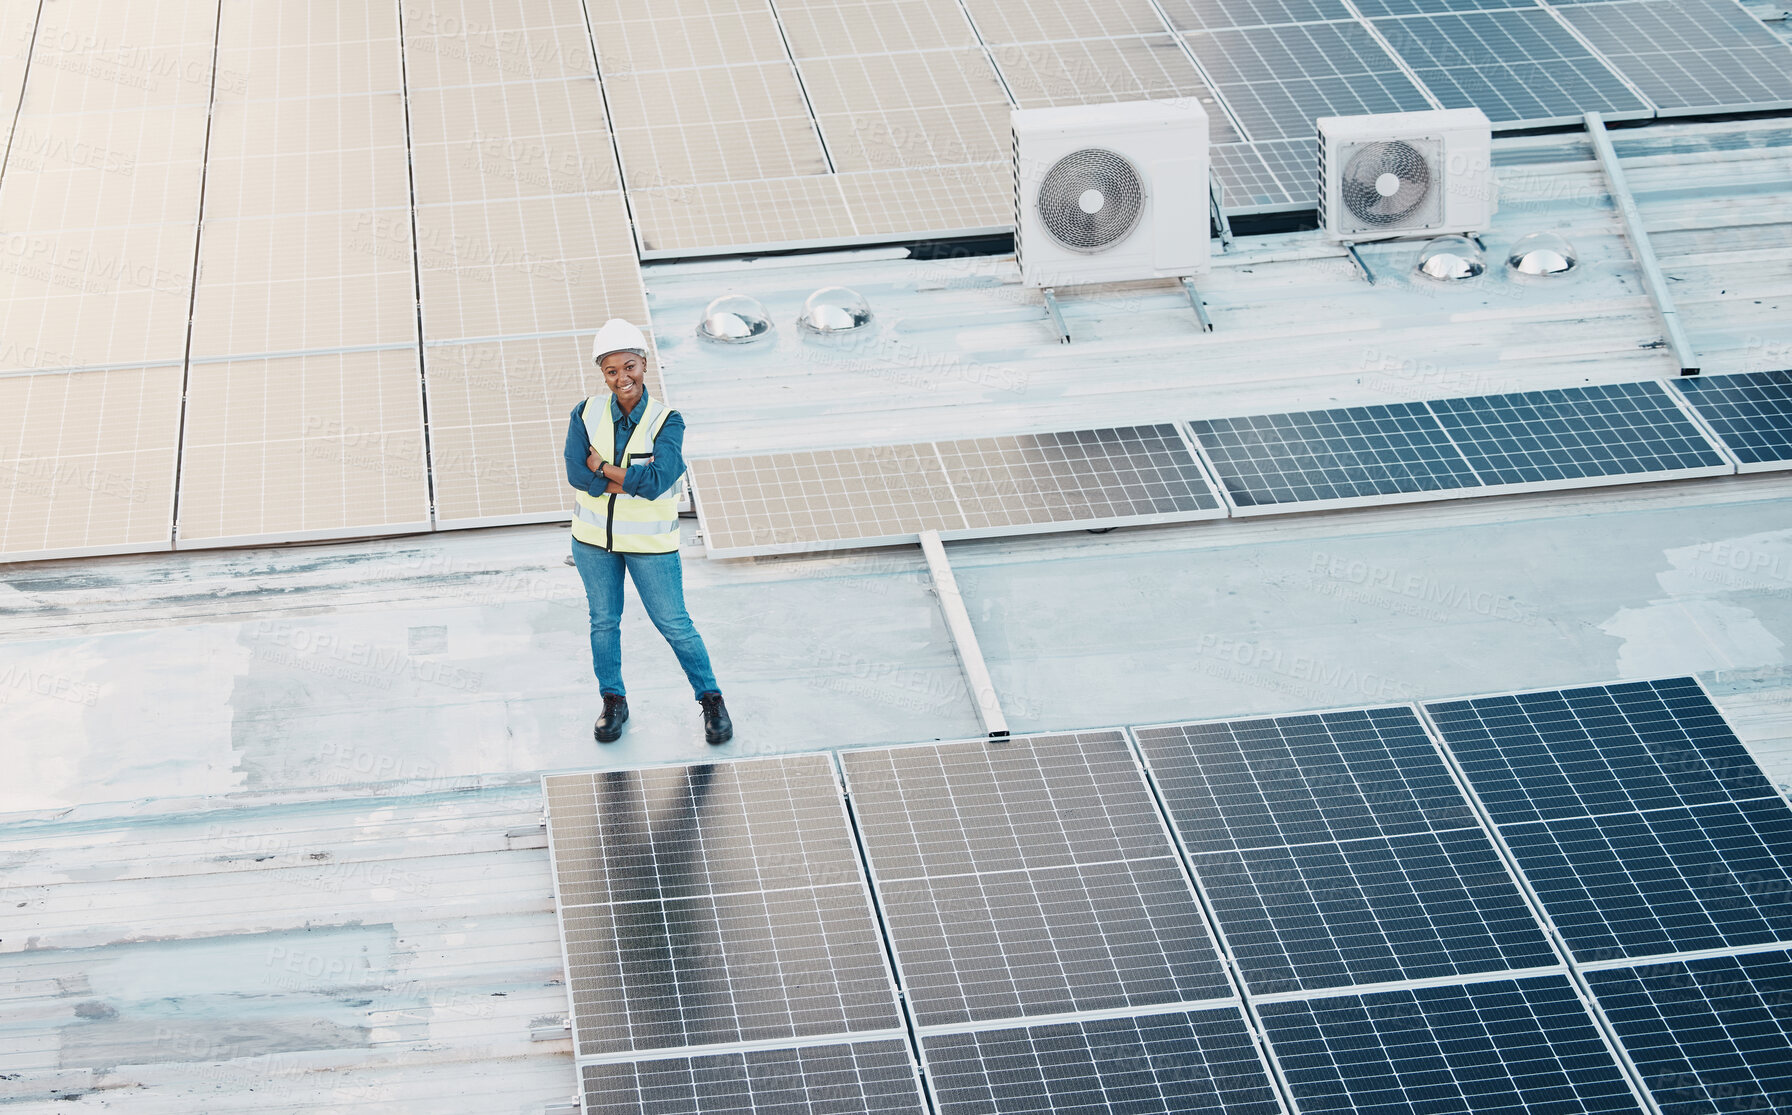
top-left (543, 753), bottom-right (910, 1069)
top-left (837, 730), bottom-right (1241, 1032)
top-left (689, 425), bottom-right (1227, 559)
top-left (1668, 370), bottom-right (1792, 475)
top-left (914, 1002), bottom-right (1291, 1115)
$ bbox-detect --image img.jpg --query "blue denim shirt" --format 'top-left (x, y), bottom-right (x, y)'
top-left (563, 392), bottom-right (686, 500)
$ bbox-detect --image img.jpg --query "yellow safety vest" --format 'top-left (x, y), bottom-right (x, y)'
top-left (571, 395), bottom-right (681, 553)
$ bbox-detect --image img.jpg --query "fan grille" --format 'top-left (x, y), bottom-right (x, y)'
top-left (1035, 148), bottom-right (1144, 252)
top-left (1341, 140), bottom-right (1433, 226)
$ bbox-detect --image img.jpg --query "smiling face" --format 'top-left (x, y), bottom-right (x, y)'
top-left (600, 350), bottom-right (646, 412)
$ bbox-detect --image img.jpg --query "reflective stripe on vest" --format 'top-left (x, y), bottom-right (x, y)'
top-left (570, 395), bottom-right (681, 553)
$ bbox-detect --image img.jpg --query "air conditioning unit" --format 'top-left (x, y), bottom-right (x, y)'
top-left (1012, 99), bottom-right (1209, 289)
top-left (1318, 108), bottom-right (1494, 242)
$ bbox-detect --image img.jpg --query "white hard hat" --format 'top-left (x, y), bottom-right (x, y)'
top-left (591, 318), bottom-right (648, 364)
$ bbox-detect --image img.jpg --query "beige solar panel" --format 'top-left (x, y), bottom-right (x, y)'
top-left (401, 0), bottom-right (597, 86)
top-left (836, 163), bottom-right (1011, 237)
top-left (632, 175), bottom-right (858, 256)
top-left (0, 367), bottom-right (181, 560)
top-left (0, 4), bottom-right (30, 145)
top-left (606, 63), bottom-right (830, 185)
top-left (586, 9), bottom-right (790, 72)
top-left (425, 334), bottom-right (616, 524)
top-left (959, 0), bottom-right (1172, 43)
top-left (0, 222), bottom-right (202, 373)
top-left (22, 0), bottom-right (220, 112)
top-left (414, 191), bottom-right (642, 342)
top-left (188, 207), bottom-right (419, 357)
top-left (779, 0), bottom-right (980, 59)
top-left (689, 444), bottom-right (964, 555)
top-left (200, 95), bottom-right (410, 220)
top-left (214, 2), bottom-right (403, 100)
top-left (177, 349), bottom-right (430, 545)
top-left (802, 50), bottom-right (1011, 172)
top-left (407, 79), bottom-right (618, 205)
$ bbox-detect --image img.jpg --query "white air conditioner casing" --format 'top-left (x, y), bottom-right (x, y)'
top-left (1012, 99), bottom-right (1209, 289)
top-left (1318, 108), bottom-right (1494, 242)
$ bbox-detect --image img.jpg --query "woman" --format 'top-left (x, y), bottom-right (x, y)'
top-left (563, 318), bottom-right (731, 746)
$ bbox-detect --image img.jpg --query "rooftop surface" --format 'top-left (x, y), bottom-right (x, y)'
top-left (4, 118), bottom-right (1792, 1111)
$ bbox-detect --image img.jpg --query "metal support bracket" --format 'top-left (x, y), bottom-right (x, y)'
top-left (919, 530), bottom-right (1009, 738)
top-left (1209, 180), bottom-right (1234, 253)
top-left (1345, 243), bottom-right (1376, 285)
top-left (1180, 277), bottom-right (1215, 332)
top-left (1040, 287), bottom-right (1070, 344)
top-left (1585, 111), bottom-right (1699, 375)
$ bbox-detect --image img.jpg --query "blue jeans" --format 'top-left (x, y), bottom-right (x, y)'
top-left (571, 541), bottom-right (720, 700)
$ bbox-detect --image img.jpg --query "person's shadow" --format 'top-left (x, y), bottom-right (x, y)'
top-left (598, 765), bottom-right (728, 1047)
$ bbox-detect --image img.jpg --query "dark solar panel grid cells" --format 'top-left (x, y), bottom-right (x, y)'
top-left (1257, 975), bottom-right (1646, 1114)
top-left (1351, 0), bottom-right (1539, 16)
top-left (881, 857), bottom-right (1234, 1025)
top-left (1373, 8), bottom-right (1651, 123)
top-left (1427, 381), bottom-right (1728, 488)
top-left (1135, 707), bottom-right (1479, 853)
top-left (1586, 950), bottom-right (1792, 1115)
top-left (1674, 369), bottom-right (1792, 469)
top-left (1158, 0), bottom-right (1354, 32)
top-left (1188, 402), bottom-right (1481, 508)
top-left (1193, 827), bottom-right (1557, 994)
top-left (1424, 677), bottom-right (1774, 826)
top-left (922, 1008), bottom-right (1285, 1115)
top-left (545, 758), bottom-right (903, 1057)
top-left (581, 1039), bottom-right (927, 1115)
top-left (840, 732), bottom-right (1232, 1027)
top-left (1498, 797), bottom-right (1792, 962)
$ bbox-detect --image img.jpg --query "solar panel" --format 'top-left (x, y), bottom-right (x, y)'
top-left (1497, 797), bottom-right (1792, 962)
top-left (1672, 370), bottom-right (1792, 473)
top-left (1256, 975), bottom-right (1646, 1114)
top-left (1349, 0), bottom-right (1539, 17)
top-left (1137, 708), bottom-right (1552, 995)
top-left (922, 1007), bottom-right (1285, 1115)
top-left (1180, 22), bottom-right (1434, 144)
top-left (581, 1039), bottom-right (927, 1115)
top-left (1191, 828), bottom-right (1558, 993)
top-left (940, 426), bottom-right (1223, 530)
top-left (1157, 0), bottom-right (1354, 33)
top-left (1586, 949), bottom-right (1792, 1115)
top-left (1556, 0), bottom-right (1792, 116)
top-left (689, 426), bottom-right (1224, 557)
top-left (839, 732), bottom-right (1232, 1027)
top-left (1211, 139), bottom-right (1314, 212)
top-left (1187, 402), bottom-right (1481, 513)
top-left (545, 757), bottom-right (904, 1056)
top-left (1134, 707), bottom-right (1477, 854)
top-left (1371, 9), bottom-right (1650, 125)
top-left (0, 367), bottom-right (182, 560)
top-left (1426, 381), bottom-right (1731, 490)
top-left (1423, 677), bottom-right (1776, 826)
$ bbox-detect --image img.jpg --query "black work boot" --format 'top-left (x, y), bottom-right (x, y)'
top-left (594, 694), bottom-right (629, 743)
top-left (698, 693), bottom-right (732, 745)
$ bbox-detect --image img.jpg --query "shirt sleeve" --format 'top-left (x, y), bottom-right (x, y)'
top-left (564, 402), bottom-right (607, 496)
top-left (620, 410), bottom-right (686, 500)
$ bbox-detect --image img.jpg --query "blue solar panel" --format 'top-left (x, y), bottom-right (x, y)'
top-left (1373, 9), bottom-right (1650, 124)
top-left (1135, 707), bottom-right (1478, 853)
top-left (1426, 382), bottom-right (1729, 487)
top-left (1424, 677), bottom-right (1774, 826)
top-left (1500, 797), bottom-right (1792, 961)
top-left (1673, 369), bottom-right (1792, 470)
top-left (1587, 950), bottom-right (1792, 1115)
top-left (1257, 975), bottom-right (1645, 1114)
top-left (923, 1008), bottom-right (1283, 1115)
top-left (582, 1039), bottom-right (927, 1115)
top-left (1188, 402), bottom-right (1481, 509)
top-left (1558, 0), bottom-right (1792, 116)
top-left (1191, 827), bottom-right (1557, 993)
top-left (840, 733), bottom-right (1232, 1027)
